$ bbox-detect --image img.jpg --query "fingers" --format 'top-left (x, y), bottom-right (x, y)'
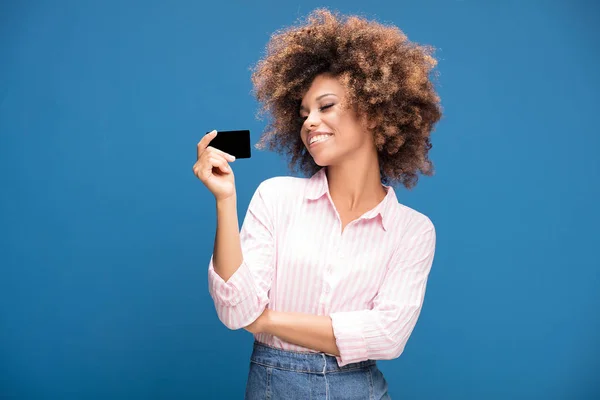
top-left (208, 155), bottom-right (231, 174)
top-left (194, 130), bottom-right (237, 180)
top-left (207, 146), bottom-right (235, 162)
top-left (197, 130), bottom-right (217, 159)
top-left (196, 131), bottom-right (236, 162)
top-left (193, 151), bottom-right (231, 180)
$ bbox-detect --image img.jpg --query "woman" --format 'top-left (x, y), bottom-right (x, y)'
top-left (193, 9), bottom-right (442, 399)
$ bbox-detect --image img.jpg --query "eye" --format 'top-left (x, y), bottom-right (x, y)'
top-left (297, 103), bottom-right (334, 122)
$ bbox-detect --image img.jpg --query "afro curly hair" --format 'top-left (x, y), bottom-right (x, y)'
top-left (251, 8), bottom-right (442, 189)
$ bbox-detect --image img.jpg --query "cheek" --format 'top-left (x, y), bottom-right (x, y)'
top-left (323, 113), bottom-right (341, 132)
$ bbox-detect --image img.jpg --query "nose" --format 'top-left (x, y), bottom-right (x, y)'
top-left (303, 109), bottom-right (321, 131)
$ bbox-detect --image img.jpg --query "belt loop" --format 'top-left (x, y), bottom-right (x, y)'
top-left (321, 353), bottom-right (327, 374)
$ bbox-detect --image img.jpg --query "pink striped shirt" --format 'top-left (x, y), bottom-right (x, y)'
top-left (207, 167), bottom-right (436, 367)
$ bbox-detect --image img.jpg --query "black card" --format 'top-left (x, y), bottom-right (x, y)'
top-left (207, 130), bottom-right (252, 159)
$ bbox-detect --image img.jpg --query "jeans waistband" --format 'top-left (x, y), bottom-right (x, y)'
top-left (250, 340), bottom-right (376, 374)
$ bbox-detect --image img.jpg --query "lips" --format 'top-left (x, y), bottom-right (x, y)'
top-left (307, 131), bottom-right (334, 147)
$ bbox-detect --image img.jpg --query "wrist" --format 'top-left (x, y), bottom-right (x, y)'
top-left (216, 194), bottom-right (237, 209)
top-left (262, 309), bottom-right (276, 334)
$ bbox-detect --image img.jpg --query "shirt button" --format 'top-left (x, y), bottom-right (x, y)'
top-left (324, 285), bottom-right (330, 294)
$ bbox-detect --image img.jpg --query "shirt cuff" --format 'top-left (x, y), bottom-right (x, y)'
top-left (330, 311), bottom-right (369, 367)
top-left (208, 257), bottom-right (255, 307)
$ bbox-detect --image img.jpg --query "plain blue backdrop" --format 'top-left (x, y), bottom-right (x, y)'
top-left (1, 0), bottom-right (599, 398)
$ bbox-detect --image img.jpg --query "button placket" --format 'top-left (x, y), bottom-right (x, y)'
top-left (321, 237), bottom-right (341, 307)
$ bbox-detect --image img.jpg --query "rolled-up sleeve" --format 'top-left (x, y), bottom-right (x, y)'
top-left (207, 182), bottom-right (276, 330)
top-left (330, 221), bottom-right (436, 367)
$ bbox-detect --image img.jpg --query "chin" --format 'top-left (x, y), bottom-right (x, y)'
top-left (311, 155), bottom-right (335, 168)
top-left (309, 152), bottom-right (327, 166)
top-left (310, 149), bottom-right (340, 167)
top-left (308, 157), bottom-right (324, 167)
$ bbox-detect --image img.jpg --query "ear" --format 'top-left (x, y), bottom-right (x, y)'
top-left (356, 109), bottom-right (376, 130)
top-left (362, 114), bottom-right (376, 130)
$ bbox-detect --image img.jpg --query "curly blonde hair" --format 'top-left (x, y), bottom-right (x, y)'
top-left (251, 8), bottom-right (442, 188)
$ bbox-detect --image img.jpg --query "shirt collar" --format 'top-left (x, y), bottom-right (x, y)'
top-left (304, 168), bottom-right (397, 231)
top-left (304, 168), bottom-right (329, 201)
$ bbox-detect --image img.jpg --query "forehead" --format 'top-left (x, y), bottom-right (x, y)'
top-left (301, 74), bottom-right (344, 103)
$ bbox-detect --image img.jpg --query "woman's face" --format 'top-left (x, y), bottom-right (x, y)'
top-left (299, 74), bottom-right (374, 167)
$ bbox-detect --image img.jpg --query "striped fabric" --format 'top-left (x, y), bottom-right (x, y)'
top-left (208, 167), bottom-right (436, 367)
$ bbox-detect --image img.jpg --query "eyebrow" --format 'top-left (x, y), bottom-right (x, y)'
top-left (299, 93), bottom-right (338, 112)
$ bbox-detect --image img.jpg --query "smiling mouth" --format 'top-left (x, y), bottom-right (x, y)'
top-left (309, 134), bottom-right (333, 146)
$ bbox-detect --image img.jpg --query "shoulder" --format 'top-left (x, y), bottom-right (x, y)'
top-left (389, 200), bottom-right (435, 239)
top-left (256, 175), bottom-right (309, 194)
top-left (384, 202), bottom-right (436, 260)
top-left (253, 175), bottom-right (309, 203)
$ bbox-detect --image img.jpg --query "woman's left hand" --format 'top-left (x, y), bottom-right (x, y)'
top-left (244, 308), bottom-right (271, 334)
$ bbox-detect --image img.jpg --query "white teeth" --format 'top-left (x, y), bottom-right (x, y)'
top-left (309, 134), bottom-right (332, 145)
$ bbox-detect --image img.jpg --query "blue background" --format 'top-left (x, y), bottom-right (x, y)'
top-left (1, 0), bottom-right (599, 398)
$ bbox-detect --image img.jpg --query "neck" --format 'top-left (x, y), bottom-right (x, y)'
top-left (325, 154), bottom-right (386, 213)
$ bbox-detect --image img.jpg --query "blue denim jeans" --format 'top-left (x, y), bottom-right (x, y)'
top-left (245, 341), bottom-right (391, 399)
